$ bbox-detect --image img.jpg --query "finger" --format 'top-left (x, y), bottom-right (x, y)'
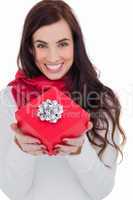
top-left (57, 151), bottom-right (68, 156)
top-left (62, 135), bottom-right (85, 146)
top-left (10, 123), bottom-right (21, 134)
top-left (21, 144), bottom-right (46, 152)
top-left (24, 147), bottom-right (48, 155)
top-left (87, 112), bottom-right (90, 119)
top-left (82, 121), bottom-right (93, 134)
top-left (11, 123), bottom-right (41, 144)
top-left (87, 121), bottom-right (93, 130)
top-left (28, 150), bottom-right (46, 156)
top-left (17, 134), bottom-right (42, 144)
top-left (55, 144), bottom-right (77, 154)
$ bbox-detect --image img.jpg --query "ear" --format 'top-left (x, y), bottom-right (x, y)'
top-left (29, 43), bottom-right (36, 55)
top-left (29, 46), bottom-right (34, 55)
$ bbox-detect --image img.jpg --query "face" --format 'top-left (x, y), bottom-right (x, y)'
top-left (32, 19), bottom-right (74, 80)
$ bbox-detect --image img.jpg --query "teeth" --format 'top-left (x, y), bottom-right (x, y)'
top-left (45, 63), bottom-right (63, 71)
top-left (46, 64), bottom-right (62, 69)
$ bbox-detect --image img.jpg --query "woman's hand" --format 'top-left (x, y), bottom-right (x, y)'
top-left (54, 121), bottom-right (93, 156)
top-left (10, 123), bottom-right (48, 156)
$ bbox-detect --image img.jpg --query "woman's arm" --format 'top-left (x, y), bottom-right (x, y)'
top-left (65, 118), bottom-right (119, 200)
top-left (0, 87), bottom-right (37, 200)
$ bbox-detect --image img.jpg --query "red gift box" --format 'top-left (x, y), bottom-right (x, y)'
top-left (15, 86), bottom-right (90, 155)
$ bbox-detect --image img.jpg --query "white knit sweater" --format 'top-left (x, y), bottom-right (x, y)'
top-left (0, 86), bottom-right (119, 200)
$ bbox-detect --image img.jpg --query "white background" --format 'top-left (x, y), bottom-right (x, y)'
top-left (0, 0), bottom-right (132, 199)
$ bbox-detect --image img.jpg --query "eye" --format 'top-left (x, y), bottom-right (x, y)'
top-left (58, 42), bottom-right (69, 48)
top-left (36, 44), bottom-right (47, 48)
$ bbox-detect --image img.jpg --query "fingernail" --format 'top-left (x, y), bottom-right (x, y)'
top-left (89, 125), bottom-right (92, 129)
top-left (43, 150), bottom-right (48, 154)
top-left (54, 147), bottom-right (60, 152)
top-left (41, 145), bottom-right (46, 149)
top-left (54, 149), bottom-right (60, 155)
top-left (63, 139), bottom-right (68, 142)
top-left (55, 147), bottom-right (60, 150)
top-left (10, 124), bottom-right (14, 128)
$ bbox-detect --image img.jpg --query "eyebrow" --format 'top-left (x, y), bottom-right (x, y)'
top-left (34, 38), bottom-right (70, 45)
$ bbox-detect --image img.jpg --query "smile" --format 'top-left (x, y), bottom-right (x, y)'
top-left (44, 63), bottom-right (64, 73)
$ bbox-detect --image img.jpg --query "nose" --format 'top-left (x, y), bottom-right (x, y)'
top-left (46, 47), bottom-right (60, 63)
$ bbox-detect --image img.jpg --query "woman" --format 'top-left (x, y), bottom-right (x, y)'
top-left (0, 0), bottom-right (126, 200)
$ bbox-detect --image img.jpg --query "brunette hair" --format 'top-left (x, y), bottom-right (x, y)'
top-left (17, 0), bottom-right (126, 167)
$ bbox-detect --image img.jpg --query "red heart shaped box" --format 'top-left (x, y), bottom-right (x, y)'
top-left (15, 86), bottom-right (90, 155)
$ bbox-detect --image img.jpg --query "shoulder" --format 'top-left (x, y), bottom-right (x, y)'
top-left (0, 85), bottom-right (12, 98)
top-left (0, 85), bottom-right (16, 105)
top-left (0, 86), bottom-right (18, 120)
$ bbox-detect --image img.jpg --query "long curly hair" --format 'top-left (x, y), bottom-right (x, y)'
top-left (17, 0), bottom-right (126, 167)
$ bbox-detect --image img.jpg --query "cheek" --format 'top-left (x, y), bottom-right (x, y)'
top-left (34, 49), bottom-right (47, 62)
top-left (61, 47), bottom-right (74, 60)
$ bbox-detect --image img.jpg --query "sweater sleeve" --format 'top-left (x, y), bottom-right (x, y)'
top-left (0, 87), bottom-right (37, 200)
top-left (65, 114), bottom-right (120, 200)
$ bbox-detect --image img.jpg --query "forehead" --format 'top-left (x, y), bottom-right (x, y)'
top-left (32, 19), bottom-right (73, 42)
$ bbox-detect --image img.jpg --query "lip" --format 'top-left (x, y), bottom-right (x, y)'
top-left (45, 63), bottom-right (64, 73)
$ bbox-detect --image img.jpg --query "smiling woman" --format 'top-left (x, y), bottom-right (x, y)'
top-left (31, 19), bottom-right (74, 80)
top-left (0, 0), bottom-right (126, 200)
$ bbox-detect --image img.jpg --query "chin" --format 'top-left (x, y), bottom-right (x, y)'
top-left (47, 76), bottom-right (59, 80)
top-left (42, 73), bottom-right (63, 80)
top-left (43, 71), bottom-right (67, 80)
